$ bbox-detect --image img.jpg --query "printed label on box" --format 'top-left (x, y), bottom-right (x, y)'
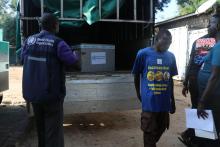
top-left (91, 52), bottom-right (106, 65)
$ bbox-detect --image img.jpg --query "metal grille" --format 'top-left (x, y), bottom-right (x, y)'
top-left (20, 0), bottom-right (154, 23)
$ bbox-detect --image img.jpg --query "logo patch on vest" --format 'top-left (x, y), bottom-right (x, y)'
top-left (36, 38), bottom-right (55, 47)
top-left (27, 37), bottom-right (37, 45)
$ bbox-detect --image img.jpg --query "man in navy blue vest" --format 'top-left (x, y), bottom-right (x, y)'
top-left (21, 13), bottom-right (78, 147)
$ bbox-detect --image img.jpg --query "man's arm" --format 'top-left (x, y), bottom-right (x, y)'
top-left (182, 42), bottom-right (196, 97)
top-left (132, 50), bottom-right (144, 102)
top-left (201, 66), bottom-right (220, 102)
top-left (170, 54), bottom-right (178, 114)
top-left (170, 78), bottom-right (176, 114)
top-left (57, 41), bottom-right (78, 65)
top-left (134, 74), bottom-right (141, 102)
top-left (197, 66), bottom-right (220, 119)
top-left (20, 41), bottom-right (27, 65)
top-left (197, 44), bottom-right (220, 119)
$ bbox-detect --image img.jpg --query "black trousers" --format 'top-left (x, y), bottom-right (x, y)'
top-left (141, 112), bottom-right (169, 147)
top-left (188, 78), bottom-right (199, 108)
top-left (32, 101), bottom-right (64, 147)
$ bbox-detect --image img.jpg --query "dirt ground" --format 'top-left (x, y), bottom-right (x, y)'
top-left (2, 67), bottom-right (25, 105)
top-left (3, 67), bottom-right (192, 147)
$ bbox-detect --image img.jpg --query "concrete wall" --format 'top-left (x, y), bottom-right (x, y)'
top-left (156, 14), bottom-right (210, 80)
top-left (156, 13), bottom-right (210, 31)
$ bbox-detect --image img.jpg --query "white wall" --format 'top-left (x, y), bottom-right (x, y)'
top-left (169, 26), bottom-right (188, 80)
top-left (168, 27), bottom-right (207, 80)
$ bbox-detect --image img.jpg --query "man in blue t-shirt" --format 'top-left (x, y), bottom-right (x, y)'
top-left (197, 15), bottom-right (220, 146)
top-left (179, 14), bottom-right (219, 146)
top-left (132, 29), bottom-right (178, 147)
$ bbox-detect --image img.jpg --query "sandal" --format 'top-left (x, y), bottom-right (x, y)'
top-left (178, 134), bottom-right (193, 147)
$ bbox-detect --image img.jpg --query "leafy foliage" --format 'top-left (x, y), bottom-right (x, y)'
top-left (9, 0), bottom-right (17, 12)
top-left (0, 0), bottom-right (17, 46)
top-left (155, 0), bottom-right (171, 12)
top-left (0, 0), bottom-right (9, 14)
top-left (177, 0), bottom-right (220, 15)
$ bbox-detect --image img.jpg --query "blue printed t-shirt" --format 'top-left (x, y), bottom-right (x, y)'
top-left (132, 47), bottom-right (178, 112)
top-left (198, 41), bottom-right (220, 98)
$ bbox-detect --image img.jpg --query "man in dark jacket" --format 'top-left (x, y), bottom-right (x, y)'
top-left (21, 13), bottom-right (78, 147)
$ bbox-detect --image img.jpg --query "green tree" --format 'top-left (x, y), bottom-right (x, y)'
top-left (0, 0), bottom-right (9, 14)
top-left (0, 0), bottom-right (17, 46)
top-left (177, 0), bottom-right (220, 15)
top-left (156, 0), bottom-right (171, 12)
top-left (9, 0), bottom-right (17, 12)
top-left (1, 14), bottom-right (16, 45)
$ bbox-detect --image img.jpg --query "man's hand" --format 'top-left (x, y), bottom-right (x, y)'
top-left (197, 102), bottom-right (208, 119)
top-left (182, 86), bottom-right (188, 97)
top-left (170, 100), bottom-right (176, 114)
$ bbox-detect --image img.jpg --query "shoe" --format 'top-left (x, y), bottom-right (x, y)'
top-left (178, 133), bottom-right (193, 147)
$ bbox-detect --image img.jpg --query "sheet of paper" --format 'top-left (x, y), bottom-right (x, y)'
top-left (195, 129), bottom-right (218, 140)
top-left (185, 108), bottom-right (215, 132)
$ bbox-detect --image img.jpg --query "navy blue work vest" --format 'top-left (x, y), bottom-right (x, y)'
top-left (22, 31), bottom-right (66, 103)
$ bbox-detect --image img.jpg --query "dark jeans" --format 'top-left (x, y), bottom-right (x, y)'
top-left (32, 101), bottom-right (64, 147)
top-left (197, 110), bottom-right (220, 147)
top-left (141, 112), bottom-right (169, 147)
top-left (183, 79), bottom-right (220, 146)
top-left (188, 78), bottom-right (199, 108)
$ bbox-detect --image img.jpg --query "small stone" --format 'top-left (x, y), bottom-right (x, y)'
top-left (100, 123), bottom-right (105, 127)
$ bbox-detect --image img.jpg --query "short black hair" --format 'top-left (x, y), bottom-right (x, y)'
top-left (213, 2), bottom-right (220, 15)
top-left (40, 13), bottom-right (59, 31)
top-left (155, 29), bottom-right (172, 42)
top-left (210, 14), bottom-right (220, 25)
